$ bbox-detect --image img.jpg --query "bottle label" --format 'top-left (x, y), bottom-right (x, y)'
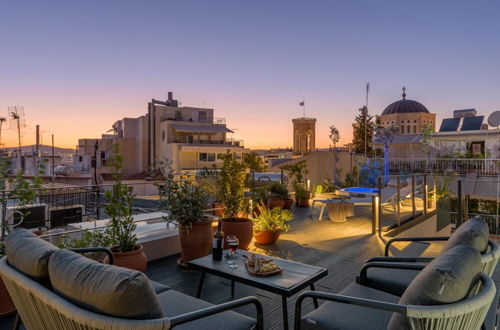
top-left (213, 237), bottom-right (224, 249)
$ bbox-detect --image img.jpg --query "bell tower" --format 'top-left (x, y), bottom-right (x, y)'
top-left (292, 117), bottom-right (316, 155)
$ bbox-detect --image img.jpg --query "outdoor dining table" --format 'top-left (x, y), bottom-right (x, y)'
top-left (189, 250), bottom-right (328, 330)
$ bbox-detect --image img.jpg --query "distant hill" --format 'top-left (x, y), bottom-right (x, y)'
top-left (1, 145), bottom-right (75, 156)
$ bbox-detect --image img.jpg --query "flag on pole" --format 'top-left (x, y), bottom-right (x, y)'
top-left (299, 101), bottom-right (305, 106)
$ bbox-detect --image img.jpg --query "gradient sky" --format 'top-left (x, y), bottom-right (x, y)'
top-left (1, 1), bottom-right (499, 150)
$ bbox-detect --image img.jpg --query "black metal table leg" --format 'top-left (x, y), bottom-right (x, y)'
top-left (282, 295), bottom-right (289, 330)
top-left (231, 279), bottom-right (235, 299)
top-left (310, 283), bottom-right (319, 308)
top-left (196, 272), bottom-right (206, 298)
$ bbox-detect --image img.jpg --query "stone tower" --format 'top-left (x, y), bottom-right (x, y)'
top-left (292, 117), bottom-right (316, 155)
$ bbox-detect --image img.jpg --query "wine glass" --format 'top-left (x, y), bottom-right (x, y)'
top-left (226, 235), bottom-right (239, 269)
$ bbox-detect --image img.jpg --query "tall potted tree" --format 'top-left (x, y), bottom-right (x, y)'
top-left (159, 165), bottom-right (211, 268)
top-left (105, 144), bottom-right (147, 272)
top-left (219, 152), bottom-right (253, 250)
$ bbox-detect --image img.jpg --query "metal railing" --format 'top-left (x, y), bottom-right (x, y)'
top-left (450, 212), bottom-right (500, 235)
top-left (171, 138), bottom-right (244, 147)
top-left (373, 158), bottom-right (500, 175)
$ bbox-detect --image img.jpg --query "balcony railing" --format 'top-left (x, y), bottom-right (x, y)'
top-left (373, 158), bottom-right (500, 175)
top-left (171, 138), bottom-right (244, 147)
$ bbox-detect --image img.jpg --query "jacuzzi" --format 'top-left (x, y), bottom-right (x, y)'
top-left (340, 187), bottom-right (379, 197)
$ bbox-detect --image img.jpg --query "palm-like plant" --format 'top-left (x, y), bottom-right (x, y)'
top-left (252, 204), bottom-right (292, 232)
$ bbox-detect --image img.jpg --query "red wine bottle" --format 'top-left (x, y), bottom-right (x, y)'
top-left (212, 218), bottom-right (224, 261)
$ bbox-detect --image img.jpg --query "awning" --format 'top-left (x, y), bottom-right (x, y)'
top-left (171, 124), bottom-right (233, 134)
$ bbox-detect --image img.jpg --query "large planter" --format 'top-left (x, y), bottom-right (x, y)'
top-left (111, 245), bottom-right (147, 272)
top-left (0, 277), bottom-right (16, 317)
top-left (178, 220), bottom-right (213, 267)
top-left (283, 198), bottom-right (294, 209)
top-left (212, 203), bottom-right (225, 217)
top-left (254, 230), bottom-right (281, 245)
top-left (221, 218), bottom-right (253, 250)
top-left (296, 192), bottom-right (311, 207)
top-left (268, 197), bottom-right (285, 209)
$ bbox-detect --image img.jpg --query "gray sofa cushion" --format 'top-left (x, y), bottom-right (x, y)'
top-left (364, 267), bottom-right (421, 296)
top-left (5, 228), bottom-right (58, 282)
top-left (388, 245), bottom-right (482, 330)
top-left (301, 283), bottom-right (399, 330)
top-left (442, 217), bottom-right (489, 253)
top-left (151, 280), bottom-right (170, 294)
top-left (157, 289), bottom-right (256, 330)
top-left (49, 249), bottom-right (164, 320)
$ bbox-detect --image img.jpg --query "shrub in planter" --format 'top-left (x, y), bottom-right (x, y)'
top-left (218, 151), bottom-right (253, 250)
top-left (252, 204), bottom-right (293, 245)
top-left (159, 166), bottom-right (211, 267)
top-left (294, 184), bottom-right (311, 207)
top-left (281, 160), bottom-right (310, 208)
top-left (267, 182), bottom-right (288, 209)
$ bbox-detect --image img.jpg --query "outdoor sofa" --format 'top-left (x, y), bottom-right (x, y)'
top-left (295, 244), bottom-right (496, 329)
top-left (0, 228), bottom-right (263, 330)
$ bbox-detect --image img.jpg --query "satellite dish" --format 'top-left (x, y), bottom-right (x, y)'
top-left (488, 111), bottom-right (500, 127)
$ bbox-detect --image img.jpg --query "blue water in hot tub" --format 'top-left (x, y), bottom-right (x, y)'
top-left (343, 187), bottom-right (379, 194)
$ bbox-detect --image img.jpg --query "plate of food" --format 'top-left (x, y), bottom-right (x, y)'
top-left (243, 254), bottom-right (282, 276)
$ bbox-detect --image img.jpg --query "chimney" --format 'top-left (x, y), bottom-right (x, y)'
top-left (168, 92), bottom-right (173, 101)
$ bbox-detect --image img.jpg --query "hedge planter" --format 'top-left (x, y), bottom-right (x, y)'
top-left (178, 221), bottom-right (213, 268)
top-left (268, 197), bottom-right (285, 209)
top-left (254, 230), bottom-right (281, 245)
top-left (111, 245), bottom-right (147, 272)
top-left (221, 218), bottom-right (253, 250)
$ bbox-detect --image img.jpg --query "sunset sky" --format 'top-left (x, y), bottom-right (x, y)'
top-left (1, 1), bottom-right (499, 150)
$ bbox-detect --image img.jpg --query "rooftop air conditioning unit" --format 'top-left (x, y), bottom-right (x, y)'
top-left (49, 205), bottom-right (85, 228)
top-left (6, 204), bottom-right (48, 230)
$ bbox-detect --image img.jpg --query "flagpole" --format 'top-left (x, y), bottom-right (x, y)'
top-left (302, 99), bottom-right (305, 118)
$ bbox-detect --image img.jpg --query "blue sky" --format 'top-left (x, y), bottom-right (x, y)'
top-left (1, 1), bottom-right (499, 148)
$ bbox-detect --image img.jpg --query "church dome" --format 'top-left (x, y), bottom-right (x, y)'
top-left (381, 87), bottom-right (430, 115)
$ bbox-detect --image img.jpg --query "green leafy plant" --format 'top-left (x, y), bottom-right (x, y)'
top-left (196, 167), bottom-right (221, 202)
top-left (243, 152), bottom-right (266, 172)
top-left (104, 144), bottom-right (138, 253)
top-left (294, 185), bottom-right (309, 200)
top-left (218, 151), bottom-right (246, 219)
top-left (159, 164), bottom-right (210, 229)
top-left (268, 182), bottom-right (289, 199)
top-left (58, 230), bottom-right (113, 260)
top-left (252, 204), bottom-right (293, 232)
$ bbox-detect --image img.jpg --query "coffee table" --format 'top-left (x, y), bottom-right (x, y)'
top-left (188, 250), bottom-right (328, 329)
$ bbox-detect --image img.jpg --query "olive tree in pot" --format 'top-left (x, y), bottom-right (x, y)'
top-left (159, 165), bottom-right (211, 268)
top-left (252, 204), bottom-right (293, 245)
top-left (196, 167), bottom-right (224, 217)
top-left (281, 160), bottom-right (310, 207)
top-left (218, 151), bottom-right (253, 250)
top-left (104, 144), bottom-right (146, 272)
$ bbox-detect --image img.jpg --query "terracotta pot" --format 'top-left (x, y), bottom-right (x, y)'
top-left (0, 277), bottom-right (16, 317)
top-left (254, 230), bottom-right (281, 245)
top-left (268, 197), bottom-right (285, 209)
top-left (221, 218), bottom-right (253, 250)
top-left (212, 203), bottom-right (225, 217)
top-left (297, 198), bottom-right (310, 207)
top-left (111, 245), bottom-right (148, 272)
top-left (283, 198), bottom-right (294, 209)
top-left (178, 221), bottom-right (213, 266)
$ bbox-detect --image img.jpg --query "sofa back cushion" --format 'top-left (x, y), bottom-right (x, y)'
top-left (442, 217), bottom-right (489, 253)
top-left (49, 249), bottom-right (164, 320)
top-left (388, 245), bottom-right (482, 330)
top-left (5, 228), bottom-right (59, 282)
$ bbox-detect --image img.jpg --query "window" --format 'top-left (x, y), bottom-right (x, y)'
top-left (162, 130), bottom-right (165, 142)
top-left (401, 126), bottom-right (404, 134)
top-left (199, 152), bottom-right (216, 162)
top-left (407, 125), bottom-right (411, 134)
top-left (78, 156), bottom-right (83, 162)
top-left (101, 151), bottom-right (105, 159)
top-left (413, 125), bottom-right (417, 133)
top-left (175, 111), bottom-right (182, 120)
top-left (199, 111), bottom-right (207, 122)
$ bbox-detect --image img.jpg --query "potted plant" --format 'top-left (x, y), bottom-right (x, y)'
top-left (218, 151), bottom-right (253, 250)
top-left (58, 230), bottom-right (113, 263)
top-left (313, 178), bottom-right (337, 199)
top-left (104, 144), bottom-right (146, 272)
top-left (281, 161), bottom-right (310, 207)
top-left (267, 182), bottom-right (288, 209)
top-left (159, 165), bottom-right (211, 268)
top-left (252, 204), bottom-right (293, 245)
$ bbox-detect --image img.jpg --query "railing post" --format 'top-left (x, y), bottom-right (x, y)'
top-left (396, 176), bottom-right (401, 226)
top-left (377, 176), bottom-right (382, 236)
top-left (371, 196), bottom-right (378, 235)
top-left (423, 174), bottom-right (427, 215)
top-left (411, 175), bottom-right (416, 218)
top-left (457, 180), bottom-right (463, 226)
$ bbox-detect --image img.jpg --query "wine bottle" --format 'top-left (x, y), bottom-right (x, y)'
top-left (212, 218), bottom-right (224, 261)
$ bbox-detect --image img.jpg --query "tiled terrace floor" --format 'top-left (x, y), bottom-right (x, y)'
top-left (2, 204), bottom-right (499, 329)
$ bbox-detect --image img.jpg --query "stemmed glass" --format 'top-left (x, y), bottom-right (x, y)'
top-left (226, 235), bottom-right (239, 269)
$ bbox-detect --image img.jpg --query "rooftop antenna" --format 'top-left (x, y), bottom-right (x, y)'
top-left (8, 106), bottom-right (26, 170)
top-left (0, 117), bottom-right (6, 147)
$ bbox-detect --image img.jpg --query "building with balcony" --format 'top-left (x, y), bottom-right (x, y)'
top-left (74, 92), bottom-right (249, 177)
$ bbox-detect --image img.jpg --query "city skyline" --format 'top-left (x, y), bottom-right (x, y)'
top-left (1, 1), bottom-right (499, 150)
